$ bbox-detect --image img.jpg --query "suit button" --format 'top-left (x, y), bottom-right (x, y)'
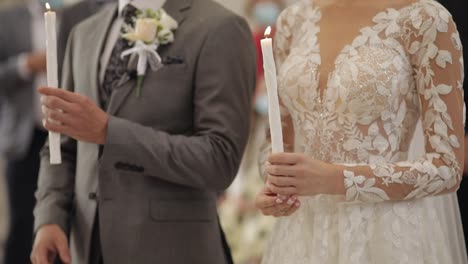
top-left (115, 162), bottom-right (124, 169)
top-left (88, 192), bottom-right (98, 200)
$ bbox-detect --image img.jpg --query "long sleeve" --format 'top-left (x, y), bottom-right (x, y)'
top-left (33, 28), bottom-right (77, 234)
top-left (341, 7), bottom-right (465, 202)
top-left (100, 15), bottom-right (256, 191)
top-left (259, 9), bottom-right (296, 178)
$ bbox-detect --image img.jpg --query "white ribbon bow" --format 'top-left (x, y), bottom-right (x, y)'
top-left (121, 40), bottom-right (163, 76)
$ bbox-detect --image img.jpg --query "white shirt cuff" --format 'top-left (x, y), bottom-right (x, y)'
top-left (16, 53), bottom-right (33, 80)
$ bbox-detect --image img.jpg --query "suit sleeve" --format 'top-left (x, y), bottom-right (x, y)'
top-left (100, 15), bottom-right (257, 191)
top-left (33, 28), bottom-right (78, 234)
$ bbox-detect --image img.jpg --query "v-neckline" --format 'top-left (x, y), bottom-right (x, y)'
top-left (313, 0), bottom-right (424, 102)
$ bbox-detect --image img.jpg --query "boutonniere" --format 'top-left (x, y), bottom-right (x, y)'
top-left (121, 8), bottom-right (178, 97)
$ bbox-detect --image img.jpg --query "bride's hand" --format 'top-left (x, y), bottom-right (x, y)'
top-left (265, 153), bottom-right (344, 197)
top-left (255, 186), bottom-right (301, 217)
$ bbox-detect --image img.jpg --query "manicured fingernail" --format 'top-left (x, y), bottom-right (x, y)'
top-left (279, 195), bottom-right (288, 201)
top-left (276, 198), bottom-right (283, 204)
top-left (40, 96), bottom-right (46, 103)
top-left (287, 198), bottom-right (295, 205)
top-left (42, 119), bottom-right (46, 128)
top-left (41, 105), bottom-right (47, 114)
top-left (295, 201), bottom-right (300, 207)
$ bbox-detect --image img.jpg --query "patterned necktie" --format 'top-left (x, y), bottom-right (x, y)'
top-left (100, 4), bottom-right (138, 109)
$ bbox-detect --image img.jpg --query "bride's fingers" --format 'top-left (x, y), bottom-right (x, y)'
top-left (266, 164), bottom-right (295, 176)
top-left (257, 194), bottom-right (301, 217)
top-left (268, 153), bottom-right (302, 165)
top-left (257, 195), bottom-right (293, 216)
top-left (267, 175), bottom-right (296, 187)
top-left (267, 182), bottom-right (297, 196)
top-left (271, 200), bottom-right (300, 217)
top-left (280, 201), bottom-right (301, 217)
top-left (263, 203), bottom-right (290, 216)
top-left (255, 193), bottom-right (283, 210)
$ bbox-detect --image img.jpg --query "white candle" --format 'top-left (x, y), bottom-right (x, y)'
top-left (261, 26), bottom-right (284, 153)
top-left (44, 3), bottom-right (62, 164)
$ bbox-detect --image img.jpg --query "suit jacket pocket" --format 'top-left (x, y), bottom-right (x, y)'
top-left (149, 199), bottom-right (215, 222)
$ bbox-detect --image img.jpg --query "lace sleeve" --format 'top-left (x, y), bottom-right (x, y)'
top-left (339, 5), bottom-right (465, 202)
top-left (259, 9), bottom-right (296, 179)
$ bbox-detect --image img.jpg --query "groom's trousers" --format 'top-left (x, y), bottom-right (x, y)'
top-left (88, 212), bottom-right (233, 264)
top-left (89, 211), bottom-right (102, 264)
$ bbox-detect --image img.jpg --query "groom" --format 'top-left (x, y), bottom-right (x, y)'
top-left (30, 0), bottom-right (256, 263)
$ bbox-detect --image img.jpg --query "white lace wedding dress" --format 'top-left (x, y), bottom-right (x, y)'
top-left (260, 0), bottom-right (467, 263)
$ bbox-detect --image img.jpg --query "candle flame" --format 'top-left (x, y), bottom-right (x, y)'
top-left (264, 26), bottom-right (272, 38)
top-left (45, 2), bottom-right (51, 10)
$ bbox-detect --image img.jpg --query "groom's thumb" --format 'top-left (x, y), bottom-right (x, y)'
top-left (55, 236), bottom-right (71, 264)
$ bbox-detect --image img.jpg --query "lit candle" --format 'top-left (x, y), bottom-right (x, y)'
top-left (44, 3), bottom-right (62, 164)
top-left (261, 26), bottom-right (283, 153)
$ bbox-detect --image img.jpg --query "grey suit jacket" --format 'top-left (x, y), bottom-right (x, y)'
top-left (34, 0), bottom-right (256, 263)
top-left (0, 6), bottom-right (35, 160)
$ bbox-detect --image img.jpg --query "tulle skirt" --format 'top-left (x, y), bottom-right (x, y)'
top-left (262, 121), bottom-right (467, 264)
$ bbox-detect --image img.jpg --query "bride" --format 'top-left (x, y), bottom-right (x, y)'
top-left (255, 0), bottom-right (467, 263)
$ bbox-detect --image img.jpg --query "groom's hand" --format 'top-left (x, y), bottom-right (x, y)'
top-left (39, 87), bottom-right (109, 145)
top-left (31, 224), bottom-right (71, 264)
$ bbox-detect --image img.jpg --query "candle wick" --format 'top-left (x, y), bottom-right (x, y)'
top-left (264, 26), bottom-right (272, 38)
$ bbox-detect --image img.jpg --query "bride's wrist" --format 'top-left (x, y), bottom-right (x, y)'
top-left (326, 163), bottom-right (346, 196)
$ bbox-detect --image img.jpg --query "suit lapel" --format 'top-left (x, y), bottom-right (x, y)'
top-left (86, 3), bottom-right (117, 104)
top-left (106, 0), bottom-right (193, 116)
top-left (163, 0), bottom-right (193, 26)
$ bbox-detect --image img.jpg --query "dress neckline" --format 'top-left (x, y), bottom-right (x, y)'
top-left (312, 0), bottom-right (425, 102)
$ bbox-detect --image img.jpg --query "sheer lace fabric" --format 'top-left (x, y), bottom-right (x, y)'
top-left (260, 0), bottom-right (467, 263)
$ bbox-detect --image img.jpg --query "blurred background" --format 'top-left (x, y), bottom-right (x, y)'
top-left (0, 0), bottom-right (466, 264)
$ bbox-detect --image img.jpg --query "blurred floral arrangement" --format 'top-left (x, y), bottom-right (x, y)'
top-left (219, 113), bottom-right (276, 264)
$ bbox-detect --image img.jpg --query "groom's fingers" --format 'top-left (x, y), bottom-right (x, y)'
top-left (38, 87), bottom-right (79, 103)
top-left (43, 118), bottom-right (72, 137)
top-left (55, 236), bottom-right (71, 264)
top-left (32, 248), bottom-right (50, 264)
top-left (41, 95), bottom-right (76, 114)
top-left (42, 106), bottom-right (71, 126)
